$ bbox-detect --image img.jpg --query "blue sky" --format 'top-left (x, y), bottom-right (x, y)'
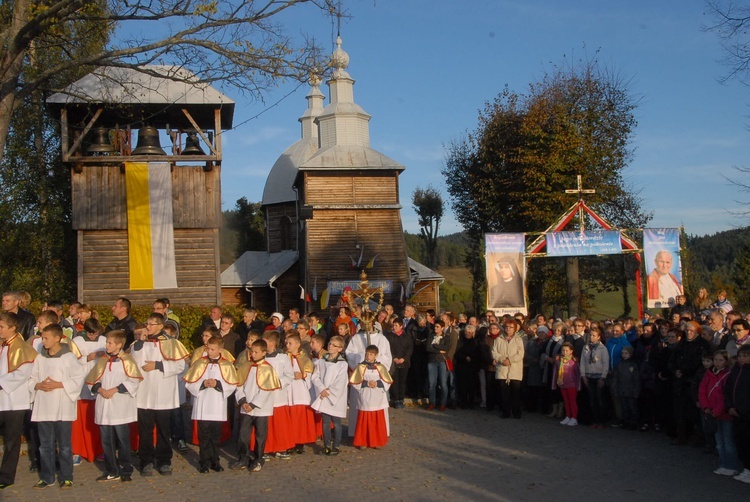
top-left (217, 0), bottom-right (750, 237)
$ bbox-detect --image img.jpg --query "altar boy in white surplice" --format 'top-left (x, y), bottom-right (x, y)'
top-left (184, 335), bottom-right (237, 473)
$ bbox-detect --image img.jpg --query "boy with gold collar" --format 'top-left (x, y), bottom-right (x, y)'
top-left (231, 339), bottom-right (281, 472)
top-left (349, 345), bottom-right (393, 449)
top-left (184, 335), bottom-right (238, 473)
top-left (130, 313), bottom-right (189, 477)
top-left (311, 335), bottom-right (349, 455)
top-left (285, 333), bottom-right (316, 454)
top-left (0, 312), bottom-right (37, 489)
top-left (86, 330), bottom-right (142, 482)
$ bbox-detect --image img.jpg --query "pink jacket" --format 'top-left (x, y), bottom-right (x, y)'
top-left (699, 367), bottom-right (731, 421)
top-left (552, 358), bottom-right (580, 390)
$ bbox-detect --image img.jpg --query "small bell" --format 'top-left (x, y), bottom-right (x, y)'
top-left (181, 131), bottom-right (205, 155)
top-left (86, 127), bottom-right (115, 155)
top-left (132, 125), bottom-right (166, 155)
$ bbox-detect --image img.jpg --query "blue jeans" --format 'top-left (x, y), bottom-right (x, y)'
top-left (427, 362), bottom-right (448, 407)
top-left (716, 419), bottom-right (741, 471)
top-left (37, 421), bottom-right (73, 484)
top-left (100, 424), bottom-right (133, 476)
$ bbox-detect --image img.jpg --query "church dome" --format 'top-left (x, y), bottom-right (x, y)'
top-left (261, 137), bottom-right (317, 206)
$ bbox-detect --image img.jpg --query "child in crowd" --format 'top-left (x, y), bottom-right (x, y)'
top-left (285, 333), bottom-right (317, 453)
top-left (580, 327), bottom-right (609, 429)
top-left (614, 346), bottom-right (640, 430)
top-left (311, 336), bottom-right (349, 455)
top-left (552, 342), bottom-right (580, 426)
top-left (29, 324), bottom-right (85, 489)
top-left (72, 318), bottom-right (107, 465)
top-left (310, 333), bottom-right (327, 360)
top-left (85, 330), bottom-right (142, 482)
top-left (349, 345), bottom-right (392, 448)
top-left (262, 331), bottom-right (295, 458)
top-left (695, 352), bottom-right (716, 452)
top-left (0, 312), bottom-right (37, 489)
top-left (700, 350), bottom-right (740, 476)
top-left (232, 339), bottom-right (281, 472)
top-left (725, 344), bottom-right (750, 483)
top-left (184, 335), bottom-right (238, 473)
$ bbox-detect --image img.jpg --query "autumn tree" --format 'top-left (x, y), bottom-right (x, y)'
top-left (0, 0), bottom-right (335, 165)
top-left (443, 57), bottom-right (651, 316)
top-left (412, 186), bottom-right (444, 270)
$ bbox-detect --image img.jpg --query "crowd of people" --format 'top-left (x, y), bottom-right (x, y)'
top-left (0, 288), bottom-right (749, 491)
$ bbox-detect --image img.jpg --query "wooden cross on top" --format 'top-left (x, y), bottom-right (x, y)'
top-left (564, 175), bottom-right (595, 232)
top-left (564, 174), bottom-right (596, 199)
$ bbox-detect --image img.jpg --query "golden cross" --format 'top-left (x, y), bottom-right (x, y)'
top-left (564, 175), bottom-right (595, 232)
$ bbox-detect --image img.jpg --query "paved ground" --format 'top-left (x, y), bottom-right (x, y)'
top-left (1, 405), bottom-right (746, 501)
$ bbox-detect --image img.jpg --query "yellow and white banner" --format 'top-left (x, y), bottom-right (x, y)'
top-left (125, 162), bottom-right (178, 290)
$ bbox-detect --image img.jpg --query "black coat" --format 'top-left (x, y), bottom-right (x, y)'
top-left (386, 330), bottom-right (414, 369)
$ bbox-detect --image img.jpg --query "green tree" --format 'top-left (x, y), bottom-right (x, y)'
top-left (412, 186), bottom-right (444, 270)
top-left (0, 1), bottom-right (111, 300)
top-left (443, 56), bottom-right (651, 316)
top-left (227, 197), bottom-right (266, 257)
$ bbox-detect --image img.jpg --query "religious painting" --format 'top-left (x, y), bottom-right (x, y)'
top-left (644, 228), bottom-right (683, 309)
top-left (485, 233), bottom-right (527, 316)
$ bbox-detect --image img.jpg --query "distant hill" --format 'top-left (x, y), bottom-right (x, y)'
top-left (684, 226), bottom-right (749, 310)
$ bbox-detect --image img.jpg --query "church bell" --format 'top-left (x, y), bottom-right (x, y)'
top-left (132, 125), bottom-right (166, 155)
top-left (181, 131), bottom-right (205, 155)
top-left (86, 127), bottom-right (116, 155)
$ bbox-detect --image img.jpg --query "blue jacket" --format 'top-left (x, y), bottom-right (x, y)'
top-left (606, 336), bottom-right (631, 371)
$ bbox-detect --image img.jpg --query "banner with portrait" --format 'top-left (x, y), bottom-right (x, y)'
top-left (644, 228), bottom-right (683, 309)
top-left (485, 233), bottom-right (527, 316)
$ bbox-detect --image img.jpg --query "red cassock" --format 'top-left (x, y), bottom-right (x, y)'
top-left (352, 410), bottom-right (388, 448)
top-left (71, 400), bottom-right (103, 461)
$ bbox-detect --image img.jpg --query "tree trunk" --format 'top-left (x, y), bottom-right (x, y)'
top-left (621, 255), bottom-right (631, 317)
top-left (566, 257), bottom-right (580, 318)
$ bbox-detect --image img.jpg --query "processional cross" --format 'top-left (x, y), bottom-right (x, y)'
top-left (564, 175), bottom-right (595, 232)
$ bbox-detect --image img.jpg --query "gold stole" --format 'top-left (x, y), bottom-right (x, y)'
top-left (349, 362), bottom-right (394, 385)
top-left (2, 335), bottom-right (37, 373)
top-left (236, 359), bottom-right (281, 391)
top-left (289, 352), bottom-right (314, 378)
top-left (183, 356), bottom-right (238, 385)
top-left (85, 352), bottom-right (143, 385)
top-left (190, 347), bottom-right (235, 365)
top-left (150, 335), bottom-right (190, 361)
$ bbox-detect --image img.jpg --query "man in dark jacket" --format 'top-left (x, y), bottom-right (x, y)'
top-left (668, 321), bottom-right (710, 444)
top-left (386, 318), bottom-right (413, 409)
top-left (105, 297), bottom-right (137, 349)
top-left (1, 291), bottom-right (36, 340)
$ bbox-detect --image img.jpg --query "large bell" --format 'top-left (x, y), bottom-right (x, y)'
top-left (86, 127), bottom-right (115, 155)
top-left (132, 125), bottom-right (166, 155)
top-left (181, 131), bottom-right (205, 155)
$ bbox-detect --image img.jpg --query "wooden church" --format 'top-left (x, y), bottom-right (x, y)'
top-left (222, 37), bottom-right (441, 314)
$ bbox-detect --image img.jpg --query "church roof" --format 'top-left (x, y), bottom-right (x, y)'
top-left (408, 258), bottom-right (444, 282)
top-left (261, 138), bottom-right (317, 205)
top-left (300, 145), bottom-right (404, 171)
top-left (221, 250), bottom-right (298, 287)
top-left (46, 65), bottom-right (234, 129)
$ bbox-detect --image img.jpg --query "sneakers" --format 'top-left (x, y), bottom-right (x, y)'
top-left (567, 418), bottom-right (578, 427)
top-left (262, 454), bottom-right (272, 461)
top-left (158, 464), bottom-right (173, 476)
top-left (427, 405), bottom-right (435, 411)
top-left (229, 460), bottom-right (247, 470)
top-left (250, 461), bottom-right (262, 472)
top-left (177, 439), bottom-right (188, 451)
top-left (140, 463), bottom-right (154, 477)
top-left (274, 451), bottom-right (291, 460)
top-left (714, 468), bottom-right (737, 476)
top-left (72, 455), bottom-right (82, 466)
top-left (560, 417), bottom-right (571, 425)
top-left (734, 469), bottom-right (750, 483)
top-left (59, 480), bottom-right (73, 489)
top-left (121, 474), bottom-right (132, 483)
top-left (198, 465), bottom-right (210, 474)
top-left (329, 446), bottom-right (340, 456)
top-left (0, 483), bottom-right (13, 490)
top-left (210, 462), bottom-right (224, 472)
top-left (96, 473), bottom-right (120, 482)
top-left (439, 405), bottom-right (446, 411)
top-left (33, 480), bottom-right (50, 489)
